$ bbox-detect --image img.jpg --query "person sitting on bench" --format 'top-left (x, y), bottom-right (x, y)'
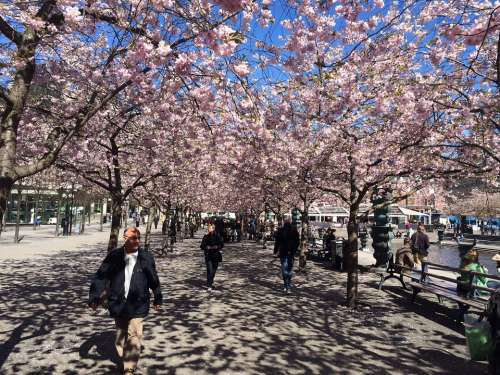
top-left (457, 250), bottom-right (488, 296)
top-left (395, 237), bottom-right (414, 276)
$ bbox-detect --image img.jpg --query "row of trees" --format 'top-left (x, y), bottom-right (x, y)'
top-left (1, 0), bottom-right (498, 306)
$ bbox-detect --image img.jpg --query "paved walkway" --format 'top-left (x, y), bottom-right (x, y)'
top-left (0, 229), bottom-right (489, 374)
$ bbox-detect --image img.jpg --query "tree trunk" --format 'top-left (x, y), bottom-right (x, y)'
top-left (0, 202), bottom-right (6, 238)
top-left (69, 187), bottom-right (75, 235)
top-left (144, 206), bottom-right (156, 250)
top-left (80, 204), bottom-right (86, 234)
top-left (122, 200), bottom-right (129, 228)
top-left (299, 205), bottom-right (309, 270)
top-left (242, 215), bottom-right (248, 239)
top-left (345, 209), bottom-right (359, 308)
top-left (108, 194), bottom-right (123, 252)
top-left (277, 212), bottom-right (283, 229)
top-left (0, 177), bottom-right (12, 237)
top-left (55, 190), bottom-right (62, 236)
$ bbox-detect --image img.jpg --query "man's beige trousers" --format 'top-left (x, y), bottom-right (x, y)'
top-left (115, 317), bottom-right (144, 371)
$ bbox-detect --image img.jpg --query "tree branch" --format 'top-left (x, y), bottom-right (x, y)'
top-left (0, 16), bottom-right (22, 45)
top-left (0, 86), bottom-right (14, 105)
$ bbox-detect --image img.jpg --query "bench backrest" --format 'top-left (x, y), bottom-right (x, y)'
top-left (419, 261), bottom-right (500, 299)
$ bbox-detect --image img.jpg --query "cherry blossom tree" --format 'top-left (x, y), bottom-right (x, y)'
top-left (0, 0), bottom-right (260, 229)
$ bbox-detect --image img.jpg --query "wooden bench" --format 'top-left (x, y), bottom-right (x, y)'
top-left (408, 261), bottom-right (500, 322)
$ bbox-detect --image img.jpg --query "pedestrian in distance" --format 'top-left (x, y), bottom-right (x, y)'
top-left (61, 216), bottom-right (69, 236)
top-left (169, 217), bottom-right (177, 247)
top-left (161, 218), bottom-right (167, 235)
top-left (274, 218), bottom-right (300, 293)
top-left (234, 220), bottom-right (242, 242)
top-left (410, 223), bottom-right (430, 266)
top-left (89, 227), bottom-right (162, 375)
top-left (153, 215), bottom-right (159, 229)
top-left (323, 228), bottom-right (336, 258)
top-left (200, 223), bottom-right (224, 292)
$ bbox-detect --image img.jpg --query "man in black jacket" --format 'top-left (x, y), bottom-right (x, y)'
top-left (89, 227), bottom-right (162, 375)
top-left (274, 219), bottom-right (300, 293)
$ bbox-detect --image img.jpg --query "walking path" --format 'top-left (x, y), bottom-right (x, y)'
top-left (0, 229), bottom-right (489, 374)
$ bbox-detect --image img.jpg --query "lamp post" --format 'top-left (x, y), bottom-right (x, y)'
top-left (371, 187), bottom-right (392, 267)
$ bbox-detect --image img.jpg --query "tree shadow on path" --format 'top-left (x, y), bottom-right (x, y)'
top-left (0, 233), bottom-right (489, 374)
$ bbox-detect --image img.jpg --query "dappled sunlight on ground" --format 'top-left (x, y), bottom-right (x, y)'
top-left (0, 232), bottom-right (489, 374)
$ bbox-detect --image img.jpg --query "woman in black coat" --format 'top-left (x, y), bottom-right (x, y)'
top-left (200, 224), bottom-right (224, 291)
top-left (273, 220), bottom-right (300, 293)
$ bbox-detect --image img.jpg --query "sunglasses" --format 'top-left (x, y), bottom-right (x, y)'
top-left (125, 236), bottom-right (140, 240)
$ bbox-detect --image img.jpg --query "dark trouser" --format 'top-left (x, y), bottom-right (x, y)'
top-left (205, 256), bottom-right (220, 287)
top-left (281, 255), bottom-right (294, 290)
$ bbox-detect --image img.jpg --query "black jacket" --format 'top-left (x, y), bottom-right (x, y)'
top-left (274, 223), bottom-right (300, 258)
top-left (89, 247), bottom-right (162, 318)
top-left (201, 232), bottom-right (224, 258)
top-left (410, 231), bottom-right (430, 256)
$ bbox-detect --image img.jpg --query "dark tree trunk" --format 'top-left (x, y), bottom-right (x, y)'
top-left (80, 204), bottom-right (85, 234)
top-left (345, 209), bottom-right (359, 308)
top-left (0, 176), bottom-right (14, 237)
top-left (299, 204), bottom-right (309, 270)
top-left (144, 206), bottom-right (156, 250)
top-left (55, 190), bottom-right (62, 236)
top-left (69, 187), bottom-right (75, 235)
top-left (108, 194), bottom-right (123, 252)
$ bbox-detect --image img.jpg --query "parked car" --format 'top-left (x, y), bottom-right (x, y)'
top-left (48, 217), bottom-right (57, 224)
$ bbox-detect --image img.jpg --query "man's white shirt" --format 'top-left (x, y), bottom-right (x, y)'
top-left (124, 249), bottom-right (138, 298)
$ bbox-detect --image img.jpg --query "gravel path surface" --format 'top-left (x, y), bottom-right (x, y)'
top-left (0, 230), bottom-right (489, 374)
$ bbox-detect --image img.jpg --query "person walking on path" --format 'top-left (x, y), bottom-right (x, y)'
top-left (410, 223), bottom-right (430, 266)
top-left (169, 217), bottom-right (177, 247)
top-left (153, 215), bottom-right (160, 229)
top-left (234, 219), bottom-right (242, 242)
top-left (89, 227), bottom-right (162, 375)
top-left (200, 223), bottom-right (224, 292)
top-left (274, 219), bottom-right (300, 293)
